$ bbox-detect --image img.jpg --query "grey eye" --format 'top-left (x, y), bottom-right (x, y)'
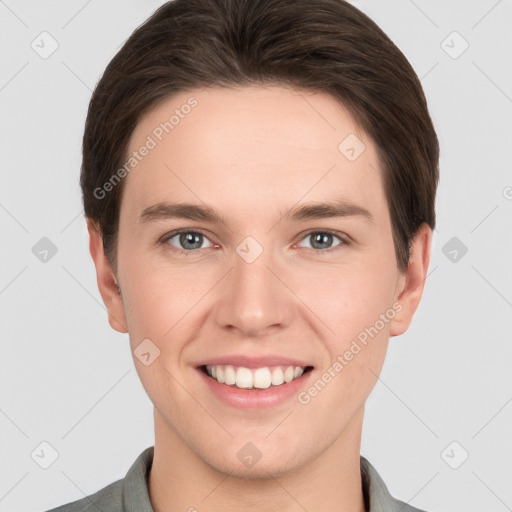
top-left (297, 231), bottom-right (344, 251)
top-left (166, 231), bottom-right (213, 251)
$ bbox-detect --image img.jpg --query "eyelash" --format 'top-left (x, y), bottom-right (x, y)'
top-left (160, 228), bottom-right (351, 256)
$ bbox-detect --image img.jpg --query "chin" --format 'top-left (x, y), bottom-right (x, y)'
top-left (196, 434), bottom-right (311, 480)
top-left (207, 451), bottom-right (305, 480)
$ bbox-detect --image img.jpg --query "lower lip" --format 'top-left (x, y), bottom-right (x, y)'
top-left (197, 367), bottom-right (313, 409)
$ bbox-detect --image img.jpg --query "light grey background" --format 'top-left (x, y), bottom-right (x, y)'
top-left (1, 1), bottom-right (511, 511)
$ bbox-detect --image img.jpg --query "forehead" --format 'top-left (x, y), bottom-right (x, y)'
top-left (122, 85), bottom-right (387, 226)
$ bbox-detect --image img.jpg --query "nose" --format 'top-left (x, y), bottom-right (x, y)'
top-left (213, 239), bottom-right (295, 337)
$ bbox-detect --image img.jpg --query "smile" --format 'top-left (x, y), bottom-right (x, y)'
top-left (203, 364), bottom-right (313, 389)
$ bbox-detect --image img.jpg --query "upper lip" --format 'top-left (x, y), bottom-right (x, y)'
top-left (196, 355), bottom-right (313, 369)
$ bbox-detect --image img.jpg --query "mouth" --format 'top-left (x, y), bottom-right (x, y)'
top-left (199, 364), bottom-right (314, 390)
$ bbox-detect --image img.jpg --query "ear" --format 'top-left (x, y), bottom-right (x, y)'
top-left (389, 223), bottom-right (432, 337)
top-left (86, 218), bottom-right (128, 334)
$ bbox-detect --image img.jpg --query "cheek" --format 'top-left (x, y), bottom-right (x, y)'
top-left (297, 263), bottom-right (394, 396)
top-left (299, 282), bottom-right (391, 416)
top-left (298, 261), bottom-right (396, 338)
top-left (122, 256), bottom-right (209, 336)
top-left (123, 250), bottom-right (396, 357)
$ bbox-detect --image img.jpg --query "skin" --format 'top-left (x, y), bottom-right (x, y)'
top-left (88, 85), bottom-right (431, 512)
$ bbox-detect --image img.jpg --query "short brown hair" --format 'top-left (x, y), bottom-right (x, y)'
top-left (81, 0), bottom-right (439, 274)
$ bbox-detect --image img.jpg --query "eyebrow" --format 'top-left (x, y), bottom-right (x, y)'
top-left (138, 199), bottom-right (375, 225)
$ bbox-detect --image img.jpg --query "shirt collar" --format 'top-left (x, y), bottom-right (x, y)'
top-left (122, 446), bottom-right (413, 512)
top-left (122, 446), bottom-right (154, 512)
top-left (360, 455), bottom-right (414, 512)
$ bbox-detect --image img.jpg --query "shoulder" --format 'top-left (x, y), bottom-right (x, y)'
top-left (42, 478), bottom-right (124, 512)
top-left (360, 455), bottom-right (432, 512)
top-left (42, 446), bottom-right (155, 512)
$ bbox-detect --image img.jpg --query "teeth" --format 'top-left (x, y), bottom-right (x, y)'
top-left (224, 365), bottom-right (236, 385)
top-left (205, 364), bottom-right (307, 389)
top-left (253, 367), bottom-right (272, 389)
top-left (271, 367), bottom-right (284, 385)
top-left (236, 367), bottom-right (253, 389)
top-left (283, 366), bottom-right (295, 382)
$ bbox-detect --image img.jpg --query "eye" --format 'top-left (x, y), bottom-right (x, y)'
top-left (296, 230), bottom-right (349, 252)
top-left (162, 229), bottom-right (213, 253)
top-left (160, 228), bottom-right (349, 255)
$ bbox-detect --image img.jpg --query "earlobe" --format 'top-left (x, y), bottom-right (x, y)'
top-left (389, 223), bottom-right (432, 338)
top-left (86, 218), bottom-right (128, 334)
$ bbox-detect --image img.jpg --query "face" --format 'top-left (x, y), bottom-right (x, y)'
top-left (89, 85), bottom-right (431, 478)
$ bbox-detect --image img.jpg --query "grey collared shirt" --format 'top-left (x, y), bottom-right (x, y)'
top-left (44, 446), bottom-right (428, 512)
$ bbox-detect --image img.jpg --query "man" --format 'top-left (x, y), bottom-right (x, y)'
top-left (48, 0), bottom-right (439, 510)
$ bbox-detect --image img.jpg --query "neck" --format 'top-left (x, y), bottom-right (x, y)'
top-left (149, 407), bottom-right (366, 512)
